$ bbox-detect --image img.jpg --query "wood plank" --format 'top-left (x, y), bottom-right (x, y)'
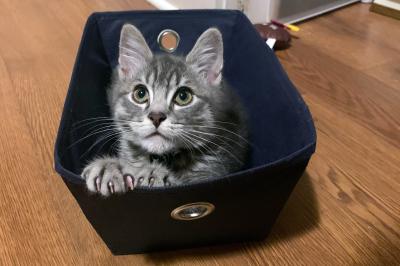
top-left (0, 1), bottom-right (399, 265)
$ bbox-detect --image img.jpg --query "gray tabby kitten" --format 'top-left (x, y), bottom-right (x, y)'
top-left (81, 24), bottom-right (248, 196)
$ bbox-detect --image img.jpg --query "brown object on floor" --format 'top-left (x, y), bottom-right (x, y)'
top-left (0, 1), bottom-right (399, 265)
top-left (254, 23), bottom-right (291, 49)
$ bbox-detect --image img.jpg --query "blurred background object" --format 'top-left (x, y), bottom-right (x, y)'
top-left (254, 23), bottom-right (292, 50)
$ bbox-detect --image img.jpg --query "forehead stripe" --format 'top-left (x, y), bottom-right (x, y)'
top-left (166, 70), bottom-right (176, 88)
top-left (145, 69), bottom-right (151, 84)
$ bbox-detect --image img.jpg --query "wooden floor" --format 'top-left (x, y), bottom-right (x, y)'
top-left (0, 1), bottom-right (398, 265)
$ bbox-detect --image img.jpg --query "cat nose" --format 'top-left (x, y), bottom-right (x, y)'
top-left (148, 112), bottom-right (167, 128)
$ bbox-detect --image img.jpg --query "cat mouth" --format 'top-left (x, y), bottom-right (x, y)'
top-left (146, 131), bottom-right (168, 139)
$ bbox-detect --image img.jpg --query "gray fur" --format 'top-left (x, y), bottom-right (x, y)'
top-left (82, 24), bottom-right (248, 196)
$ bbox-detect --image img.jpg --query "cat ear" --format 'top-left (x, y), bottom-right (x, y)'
top-left (186, 28), bottom-right (223, 86)
top-left (118, 24), bottom-right (153, 80)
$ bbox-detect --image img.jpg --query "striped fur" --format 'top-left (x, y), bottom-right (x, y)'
top-left (81, 25), bottom-right (248, 196)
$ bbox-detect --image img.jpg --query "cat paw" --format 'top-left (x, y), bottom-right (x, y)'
top-left (81, 157), bottom-right (127, 196)
top-left (132, 165), bottom-right (172, 187)
top-left (81, 157), bottom-right (174, 196)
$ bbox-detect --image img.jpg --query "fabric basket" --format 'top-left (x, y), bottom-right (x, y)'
top-left (54, 9), bottom-right (316, 254)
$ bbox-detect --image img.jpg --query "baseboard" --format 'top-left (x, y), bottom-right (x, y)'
top-left (370, 2), bottom-right (400, 19)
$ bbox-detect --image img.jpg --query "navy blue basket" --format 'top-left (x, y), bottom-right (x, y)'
top-left (54, 10), bottom-right (316, 254)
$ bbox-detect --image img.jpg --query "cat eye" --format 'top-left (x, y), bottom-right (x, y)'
top-left (132, 84), bottom-right (149, 104)
top-left (174, 87), bottom-right (193, 106)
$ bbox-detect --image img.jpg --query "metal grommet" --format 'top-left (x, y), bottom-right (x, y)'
top-left (171, 202), bottom-right (215, 221)
top-left (157, 29), bottom-right (180, 53)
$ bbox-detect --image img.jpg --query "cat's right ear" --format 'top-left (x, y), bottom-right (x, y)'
top-left (118, 24), bottom-right (153, 80)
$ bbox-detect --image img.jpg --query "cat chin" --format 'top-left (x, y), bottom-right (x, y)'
top-left (140, 136), bottom-right (175, 155)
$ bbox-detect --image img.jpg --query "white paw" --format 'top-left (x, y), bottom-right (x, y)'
top-left (81, 157), bottom-right (174, 196)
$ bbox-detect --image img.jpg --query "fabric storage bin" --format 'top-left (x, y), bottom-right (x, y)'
top-left (54, 9), bottom-right (316, 255)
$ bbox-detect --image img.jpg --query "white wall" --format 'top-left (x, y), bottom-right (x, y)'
top-left (147, 0), bottom-right (218, 9)
top-left (166, 0), bottom-right (217, 9)
top-left (147, 0), bottom-right (359, 23)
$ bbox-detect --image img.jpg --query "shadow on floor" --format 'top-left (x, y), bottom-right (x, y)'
top-left (144, 172), bottom-right (319, 263)
top-left (265, 172), bottom-right (320, 244)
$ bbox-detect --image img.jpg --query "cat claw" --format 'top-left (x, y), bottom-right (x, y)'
top-left (149, 176), bottom-right (155, 187)
top-left (95, 177), bottom-right (101, 192)
top-left (108, 181), bottom-right (115, 194)
top-left (124, 174), bottom-right (134, 190)
top-left (82, 158), bottom-right (176, 196)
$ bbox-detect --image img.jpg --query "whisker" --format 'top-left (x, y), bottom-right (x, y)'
top-left (185, 129), bottom-right (246, 148)
top-left (183, 124), bottom-right (252, 146)
top-left (183, 131), bottom-right (243, 164)
top-left (96, 133), bottom-right (122, 156)
top-left (72, 116), bottom-right (114, 126)
top-left (208, 120), bottom-right (239, 126)
top-left (178, 132), bottom-right (226, 175)
top-left (72, 116), bottom-right (132, 126)
top-left (78, 123), bottom-right (119, 137)
top-left (72, 117), bottom-right (128, 127)
top-left (66, 127), bottom-right (120, 150)
top-left (109, 138), bottom-right (121, 154)
top-left (79, 131), bottom-right (121, 159)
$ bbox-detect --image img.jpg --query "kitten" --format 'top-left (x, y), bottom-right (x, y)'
top-left (81, 24), bottom-right (248, 196)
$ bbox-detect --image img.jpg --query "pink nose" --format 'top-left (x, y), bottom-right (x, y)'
top-left (148, 112), bottom-right (167, 128)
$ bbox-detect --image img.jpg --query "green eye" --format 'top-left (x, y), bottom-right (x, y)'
top-left (132, 84), bottom-right (149, 103)
top-left (174, 87), bottom-right (193, 106)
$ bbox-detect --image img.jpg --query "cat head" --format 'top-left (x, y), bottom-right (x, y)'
top-left (111, 24), bottom-right (224, 155)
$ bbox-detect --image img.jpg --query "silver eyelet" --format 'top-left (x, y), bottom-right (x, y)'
top-left (157, 29), bottom-right (180, 53)
top-left (171, 202), bottom-right (215, 221)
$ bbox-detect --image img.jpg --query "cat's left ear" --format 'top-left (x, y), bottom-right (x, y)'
top-left (186, 28), bottom-right (223, 86)
top-left (118, 24), bottom-right (153, 80)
